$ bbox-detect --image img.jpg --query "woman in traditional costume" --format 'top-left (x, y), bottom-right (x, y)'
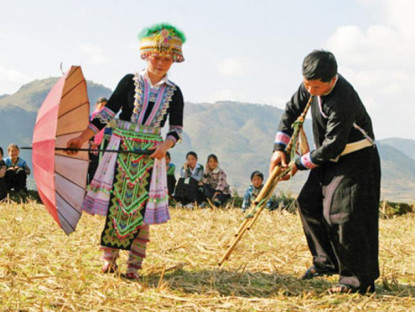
top-left (66, 23), bottom-right (186, 280)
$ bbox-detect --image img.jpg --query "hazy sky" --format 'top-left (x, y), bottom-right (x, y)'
top-left (1, 0), bottom-right (413, 139)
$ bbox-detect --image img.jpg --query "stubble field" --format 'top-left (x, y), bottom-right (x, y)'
top-left (1, 199), bottom-right (415, 311)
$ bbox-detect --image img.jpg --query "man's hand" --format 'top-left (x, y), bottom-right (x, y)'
top-left (280, 162), bottom-right (298, 180)
top-left (269, 151), bottom-right (287, 176)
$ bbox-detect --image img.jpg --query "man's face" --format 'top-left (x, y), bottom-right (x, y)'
top-left (303, 76), bottom-right (336, 96)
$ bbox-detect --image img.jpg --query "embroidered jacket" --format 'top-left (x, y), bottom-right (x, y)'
top-left (89, 70), bottom-right (184, 144)
top-left (274, 74), bottom-right (375, 170)
top-left (202, 167), bottom-right (230, 195)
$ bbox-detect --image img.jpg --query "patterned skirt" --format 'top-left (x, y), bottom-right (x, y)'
top-left (82, 120), bottom-right (170, 250)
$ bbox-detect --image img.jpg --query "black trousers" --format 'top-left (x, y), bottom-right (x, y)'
top-left (202, 184), bottom-right (230, 206)
top-left (5, 168), bottom-right (27, 192)
top-left (297, 147), bottom-right (381, 291)
top-left (0, 178), bottom-right (6, 200)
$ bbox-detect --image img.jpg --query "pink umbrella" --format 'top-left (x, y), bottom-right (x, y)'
top-left (32, 66), bottom-right (90, 235)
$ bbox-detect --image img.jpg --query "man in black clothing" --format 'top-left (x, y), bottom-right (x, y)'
top-left (270, 50), bottom-right (381, 294)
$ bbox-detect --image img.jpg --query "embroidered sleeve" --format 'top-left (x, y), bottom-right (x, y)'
top-left (166, 126), bottom-right (183, 144)
top-left (295, 151), bottom-right (318, 170)
top-left (273, 85), bottom-right (310, 152)
top-left (90, 74), bottom-right (133, 133)
top-left (166, 86), bottom-right (184, 144)
top-left (274, 131), bottom-right (291, 152)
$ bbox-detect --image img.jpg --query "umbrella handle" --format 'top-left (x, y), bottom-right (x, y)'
top-left (21, 147), bottom-right (153, 155)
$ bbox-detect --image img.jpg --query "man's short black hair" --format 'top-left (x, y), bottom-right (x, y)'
top-left (302, 50), bottom-right (337, 82)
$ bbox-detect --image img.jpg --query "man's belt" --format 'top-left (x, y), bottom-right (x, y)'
top-left (341, 139), bottom-right (374, 156)
top-left (331, 139), bottom-right (375, 162)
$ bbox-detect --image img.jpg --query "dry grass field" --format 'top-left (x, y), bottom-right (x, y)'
top-left (1, 199), bottom-right (415, 311)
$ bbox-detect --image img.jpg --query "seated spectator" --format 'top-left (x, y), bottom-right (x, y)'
top-left (165, 151), bottom-right (176, 198)
top-left (174, 151), bottom-right (204, 208)
top-left (0, 147), bottom-right (7, 200)
top-left (5, 144), bottom-right (31, 192)
top-left (201, 154), bottom-right (231, 207)
top-left (88, 97), bottom-right (108, 184)
top-left (241, 170), bottom-right (272, 212)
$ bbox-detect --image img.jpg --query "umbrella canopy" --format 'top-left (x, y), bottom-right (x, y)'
top-left (32, 66), bottom-right (90, 235)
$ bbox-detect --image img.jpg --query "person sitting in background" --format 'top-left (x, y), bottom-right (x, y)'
top-left (5, 144), bottom-right (31, 192)
top-left (201, 154), bottom-right (231, 207)
top-left (165, 151), bottom-right (176, 198)
top-left (174, 151), bottom-right (204, 208)
top-left (88, 97), bottom-right (108, 184)
top-left (0, 147), bottom-right (7, 200)
top-left (241, 170), bottom-right (272, 212)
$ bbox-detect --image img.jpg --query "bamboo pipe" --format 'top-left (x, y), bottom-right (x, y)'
top-left (218, 96), bottom-right (314, 266)
top-left (218, 166), bottom-right (283, 266)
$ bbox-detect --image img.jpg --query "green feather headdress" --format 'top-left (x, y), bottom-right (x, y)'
top-left (139, 23), bottom-right (186, 62)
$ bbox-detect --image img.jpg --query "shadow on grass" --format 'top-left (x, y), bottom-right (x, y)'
top-left (139, 267), bottom-right (415, 298)
top-left (143, 268), bottom-right (301, 297)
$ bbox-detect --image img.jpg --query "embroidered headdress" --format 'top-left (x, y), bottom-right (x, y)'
top-left (138, 23), bottom-right (186, 62)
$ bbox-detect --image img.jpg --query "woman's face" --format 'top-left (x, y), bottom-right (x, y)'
top-left (147, 54), bottom-right (174, 78)
top-left (186, 155), bottom-right (197, 169)
top-left (208, 157), bottom-right (218, 170)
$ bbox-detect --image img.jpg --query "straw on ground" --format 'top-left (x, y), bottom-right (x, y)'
top-left (1, 200), bottom-right (415, 311)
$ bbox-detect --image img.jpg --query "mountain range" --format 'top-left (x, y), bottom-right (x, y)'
top-left (0, 77), bottom-right (414, 203)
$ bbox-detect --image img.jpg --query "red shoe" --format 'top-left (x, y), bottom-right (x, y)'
top-left (122, 272), bottom-right (140, 281)
top-left (101, 263), bottom-right (118, 274)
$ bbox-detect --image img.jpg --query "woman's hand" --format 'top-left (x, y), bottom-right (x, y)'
top-left (66, 136), bottom-right (84, 155)
top-left (90, 142), bottom-right (99, 155)
top-left (66, 128), bottom-right (95, 155)
top-left (149, 139), bottom-right (174, 160)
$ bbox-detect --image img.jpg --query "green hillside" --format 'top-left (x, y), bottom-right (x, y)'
top-left (0, 77), bottom-right (414, 202)
top-left (172, 101), bottom-right (311, 195)
top-left (0, 78), bottom-right (112, 112)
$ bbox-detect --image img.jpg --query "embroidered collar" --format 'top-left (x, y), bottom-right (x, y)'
top-left (140, 69), bottom-right (174, 88)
